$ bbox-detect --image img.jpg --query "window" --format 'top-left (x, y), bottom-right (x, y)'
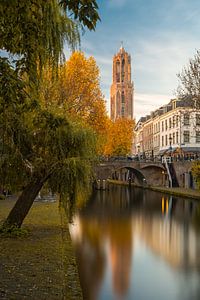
top-left (196, 131), bottom-right (200, 143)
top-left (183, 113), bottom-right (189, 126)
top-left (121, 59), bottom-right (125, 82)
top-left (165, 135), bottom-right (168, 146)
top-left (172, 116), bottom-right (175, 128)
top-left (169, 118), bottom-right (171, 129)
top-left (169, 133), bottom-right (172, 143)
top-left (162, 121), bottom-right (164, 132)
top-left (162, 136), bottom-right (164, 147)
top-left (196, 114), bottom-right (200, 126)
top-left (165, 120), bottom-right (168, 131)
top-left (183, 131), bottom-right (189, 143)
top-left (176, 115), bottom-right (179, 127)
top-left (121, 106), bottom-right (125, 117)
top-left (121, 91), bottom-right (125, 103)
top-left (116, 61), bottom-right (120, 82)
top-left (173, 132), bottom-right (175, 144)
top-left (176, 131), bottom-right (179, 144)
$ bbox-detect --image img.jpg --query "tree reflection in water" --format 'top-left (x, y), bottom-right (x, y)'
top-left (70, 185), bottom-right (200, 300)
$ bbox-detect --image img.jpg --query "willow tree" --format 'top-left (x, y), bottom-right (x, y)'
top-left (0, 0), bottom-right (100, 229)
top-left (0, 0), bottom-right (100, 79)
top-left (0, 58), bottom-right (96, 229)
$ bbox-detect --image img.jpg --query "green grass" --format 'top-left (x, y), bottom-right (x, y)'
top-left (0, 198), bottom-right (82, 300)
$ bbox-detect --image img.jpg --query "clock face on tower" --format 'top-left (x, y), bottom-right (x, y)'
top-left (110, 47), bottom-right (134, 121)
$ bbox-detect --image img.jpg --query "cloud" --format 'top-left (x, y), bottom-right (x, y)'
top-left (134, 93), bottom-right (172, 121)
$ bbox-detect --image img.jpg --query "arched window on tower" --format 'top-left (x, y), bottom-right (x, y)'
top-left (121, 58), bottom-right (125, 82)
top-left (116, 60), bottom-right (120, 82)
top-left (121, 91), bottom-right (125, 117)
top-left (117, 91), bottom-right (121, 116)
top-left (121, 91), bottom-right (125, 103)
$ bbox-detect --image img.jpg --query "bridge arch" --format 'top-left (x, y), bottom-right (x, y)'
top-left (139, 165), bottom-right (166, 186)
top-left (111, 166), bottom-right (146, 186)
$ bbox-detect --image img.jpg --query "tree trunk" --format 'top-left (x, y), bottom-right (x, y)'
top-left (3, 177), bottom-right (45, 229)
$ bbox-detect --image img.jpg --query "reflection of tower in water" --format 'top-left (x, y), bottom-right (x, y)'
top-left (71, 186), bottom-right (200, 300)
top-left (70, 216), bottom-right (106, 300)
top-left (108, 218), bottom-right (133, 299)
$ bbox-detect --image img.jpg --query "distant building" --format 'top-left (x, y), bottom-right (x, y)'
top-left (110, 46), bottom-right (134, 121)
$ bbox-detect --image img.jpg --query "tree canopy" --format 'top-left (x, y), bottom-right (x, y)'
top-left (177, 50), bottom-right (200, 189)
top-left (0, 57), bottom-right (97, 228)
top-left (104, 118), bottom-right (135, 156)
top-left (59, 0), bottom-right (100, 30)
top-left (40, 51), bottom-right (109, 152)
top-left (0, 0), bottom-right (100, 82)
top-left (177, 50), bottom-right (200, 109)
top-left (0, 0), bottom-right (101, 229)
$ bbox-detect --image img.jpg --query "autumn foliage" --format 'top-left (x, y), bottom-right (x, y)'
top-left (41, 52), bottom-right (108, 130)
top-left (104, 118), bottom-right (135, 156)
top-left (40, 52), bottom-right (135, 157)
top-left (40, 52), bottom-right (109, 152)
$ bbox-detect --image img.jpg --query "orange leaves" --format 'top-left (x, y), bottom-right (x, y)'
top-left (39, 52), bottom-right (136, 157)
top-left (39, 51), bottom-right (109, 154)
top-left (104, 118), bottom-right (135, 156)
top-left (40, 51), bottom-right (109, 133)
top-left (60, 52), bottom-right (103, 120)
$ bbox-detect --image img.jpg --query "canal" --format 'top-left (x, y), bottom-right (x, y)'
top-left (70, 185), bottom-right (200, 300)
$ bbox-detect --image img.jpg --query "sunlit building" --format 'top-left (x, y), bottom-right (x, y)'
top-left (110, 46), bottom-right (134, 120)
top-left (134, 98), bottom-right (200, 158)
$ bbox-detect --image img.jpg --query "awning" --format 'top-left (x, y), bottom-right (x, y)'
top-left (159, 147), bottom-right (200, 155)
top-left (179, 147), bottom-right (200, 153)
top-left (159, 148), bottom-right (176, 155)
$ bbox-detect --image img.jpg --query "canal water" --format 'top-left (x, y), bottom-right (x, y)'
top-left (69, 185), bottom-right (200, 300)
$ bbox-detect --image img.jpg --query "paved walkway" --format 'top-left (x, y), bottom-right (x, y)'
top-left (108, 179), bottom-right (200, 200)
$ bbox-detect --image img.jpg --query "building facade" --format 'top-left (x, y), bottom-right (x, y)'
top-left (134, 99), bottom-right (200, 158)
top-left (110, 47), bottom-right (134, 121)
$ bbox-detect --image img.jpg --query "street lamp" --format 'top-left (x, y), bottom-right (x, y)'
top-left (162, 171), bottom-right (165, 186)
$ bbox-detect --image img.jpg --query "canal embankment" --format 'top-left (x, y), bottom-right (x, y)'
top-left (0, 197), bottom-right (82, 300)
top-left (107, 179), bottom-right (200, 200)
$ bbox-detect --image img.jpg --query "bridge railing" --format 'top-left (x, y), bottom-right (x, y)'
top-left (99, 155), bottom-right (199, 163)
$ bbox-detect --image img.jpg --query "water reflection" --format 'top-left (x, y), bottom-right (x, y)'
top-left (70, 185), bottom-right (200, 300)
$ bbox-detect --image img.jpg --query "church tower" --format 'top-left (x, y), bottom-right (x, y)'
top-left (110, 46), bottom-right (134, 121)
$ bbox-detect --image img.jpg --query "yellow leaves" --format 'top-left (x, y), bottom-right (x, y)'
top-left (60, 52), bottom-right (104, 120)
top-left (40, 51), bottom-right (109, 154)
top-left (41, 51), bottom-right (108, 129)
top-left (104, 118), bottom-right (135, 156)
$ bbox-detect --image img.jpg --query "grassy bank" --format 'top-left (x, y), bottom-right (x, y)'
top-left (0, 197), bottom-right (82, 300)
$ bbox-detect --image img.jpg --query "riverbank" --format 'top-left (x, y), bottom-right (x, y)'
top-left (0, 197), bottom-right (82, 300)
top-left (108, 179), bottom-right (200, 200)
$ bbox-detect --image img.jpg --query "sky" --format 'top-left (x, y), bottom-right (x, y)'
top-left (68, 0), bottom-right (200, 121)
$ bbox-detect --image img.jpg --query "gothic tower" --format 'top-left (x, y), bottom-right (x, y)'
top-left (110, 46), bottom-right (134, 121)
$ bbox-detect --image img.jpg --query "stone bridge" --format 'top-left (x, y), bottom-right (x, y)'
top-left (94, 160), bottom-right (193, 187)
